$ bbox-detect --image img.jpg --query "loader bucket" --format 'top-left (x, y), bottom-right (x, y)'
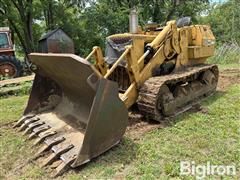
top-left (14, 53), bottom-right (128, 176)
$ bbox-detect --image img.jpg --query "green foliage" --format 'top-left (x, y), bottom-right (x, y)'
top-left (0, 81), bottom-right (32, 98)
top-left (0, 0), bottom-right (45, 56)
top-left (0, 0), bottom-right (211, 57)
top-left (199, 0), bottom-right (240, 44)
top-left (208, 42), bottom-right (240, 64)
top-left (0, 75), bottom-right (11, 81)
top-left (63, 0), bottom-right (210, 55)
top-left (1, 0), bottom-right (239, 59)
top-left (75, 1), bottom-right (129, 55)
top-left (111, 0), bottom-right (209, 23)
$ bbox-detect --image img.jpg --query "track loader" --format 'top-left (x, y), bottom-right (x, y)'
top-left (13, 10), bottom-right (218, 176)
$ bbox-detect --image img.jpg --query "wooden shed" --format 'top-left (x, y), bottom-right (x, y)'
top-left (38, 28), bottom-right (74, 53)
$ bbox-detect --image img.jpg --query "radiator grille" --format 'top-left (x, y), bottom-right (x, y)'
top-left (108, 65), bottom-right (131, 92)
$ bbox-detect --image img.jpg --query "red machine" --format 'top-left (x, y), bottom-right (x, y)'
top-left (0, 27), bottom-right (22, 78)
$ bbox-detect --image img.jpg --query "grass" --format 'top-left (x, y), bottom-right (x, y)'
top-left (217, 63), bottom-right (240, 70)
top-left (0, 67), bottom-right (239, 179)
top-left (0, 96), bottom-right (28, 125)
top-left (208, 43), bottom-right (240, 65)
top-left (0, 81), bottom-right (32, 98)
top-left (125, 86), bottom-right (240, 179)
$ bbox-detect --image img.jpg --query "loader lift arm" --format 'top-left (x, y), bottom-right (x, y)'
top-left (86, 21), bottom-right (181, 108)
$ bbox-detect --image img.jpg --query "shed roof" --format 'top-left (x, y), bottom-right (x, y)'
top-left (39, 28), bottom-right (65, 41)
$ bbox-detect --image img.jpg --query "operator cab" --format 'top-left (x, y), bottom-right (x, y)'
top-left (0, 32), bottom-right (10, 49)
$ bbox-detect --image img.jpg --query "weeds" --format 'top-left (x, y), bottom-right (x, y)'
top-left (209, 42), bottom-right (240, 64)
top-left (0, 81), bottom-right (32, 98)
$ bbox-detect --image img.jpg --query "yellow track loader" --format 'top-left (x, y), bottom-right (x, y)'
top-left (14, 10), bottom-right (218, 176)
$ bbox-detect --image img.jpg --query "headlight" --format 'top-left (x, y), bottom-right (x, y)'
top-left (203, 39), bottom-right (215, 46)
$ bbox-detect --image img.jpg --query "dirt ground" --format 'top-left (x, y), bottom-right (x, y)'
top-left (126, 68), bottom-right (240, 139)
top-left (217, 68), bottom-right (240, 90)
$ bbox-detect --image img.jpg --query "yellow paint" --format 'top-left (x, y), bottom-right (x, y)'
top-left (85, 21), bottom-right (216, 108)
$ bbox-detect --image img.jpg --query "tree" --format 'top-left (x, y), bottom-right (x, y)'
top-left (0, 0), bottom-right (212, 57)
top-left (199, 0), bottom-right (240, 44)
top-left (110, 0), bottom-right (209, 24)
top-left (0, 0), bottom-right (40, 57)
top-left (0, 0), bottom-right (89, 57)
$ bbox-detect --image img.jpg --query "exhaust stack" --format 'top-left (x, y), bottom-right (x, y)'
top-left (129, 8), bottom-right (138, 33)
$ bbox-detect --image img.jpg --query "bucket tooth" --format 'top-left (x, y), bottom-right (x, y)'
top-left (13, 114), bottom-right (35, 128)
top-left (50, 159), bottom-right (62, 169)
top-left (23, 121), bottom-right (45, 135)
top-left (52, 158), bottom-right (75, 177)
top-left (35, 136), bottom-right (65, 157)
top-left (52, 144), bottom-right (74, 154)
top-left (18, 117), bottom-right (40, 132)
top-left (40, 144), bottom-right (74, 167)
top-left (33, 131), bottom-right (57, 146)
top-left (24, 117), bottom-right (40, 125)
top-left (28, 125), bottom-right (50, 139)
top-left (32, 144), bottom-right (49, 160)
top-left (53, 150), bottom-right (77, 178)
top-left (18, 123), bottom-right (27, 132)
